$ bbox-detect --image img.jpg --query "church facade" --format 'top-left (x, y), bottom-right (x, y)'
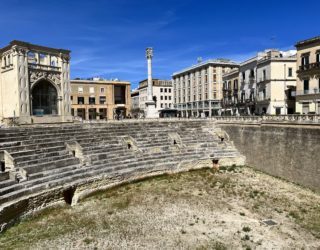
top-left (0, 40), bottom-right (72, 124)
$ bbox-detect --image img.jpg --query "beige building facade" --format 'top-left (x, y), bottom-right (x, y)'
top-left (172, 59), bottom-right (238, 117)
top-left (70, 79), bottom-right (131, 120)
top-left (0, 40), bottom-right (72, 124)
top-left (223, 49), bottom-right (297, 115)
top-left (295, 36), bottom-right (320, 114)
top-left (138, 79), bottom-right (173, 115)
top-left (255, 50), bottom-right (296, 115)
top-left (222, 69), bottom-right (240, 115)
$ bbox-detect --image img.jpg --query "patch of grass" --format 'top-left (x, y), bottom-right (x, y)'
top-left (242, 226), bottom-right (251, 232)
top-left (241, 234), bottom-right (250, 241)
top-left (83, 238), bottom-right (94, 244)
top-left (111, 196), bottom-right (131, 210)
top-left (289, 211), bottom-right (300, 220)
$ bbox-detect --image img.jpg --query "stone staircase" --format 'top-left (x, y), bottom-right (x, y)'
top-left (0, 120), bottom-right (245, 231)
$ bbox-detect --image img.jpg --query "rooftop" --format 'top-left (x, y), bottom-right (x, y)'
top-left (172, 59), bottom-right (239, 76)
top-left (295, 36), bottom-right (320, 48)
top-left (0, 40), bottom-right (70, 55)
top-left (71, 79), bottom-right (130, 85)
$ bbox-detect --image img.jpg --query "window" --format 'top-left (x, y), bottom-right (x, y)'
top-left (169, 89), bottom-right (171, 93)
top-left (160, 88), bottom-right (163, 92)
top-left (161, 104), bottom-right (163, 108)
top-left (100, 88), bottom-right (105, 94)
top-left (317, 53), bottom-right (320, 63)
top-left (263, 70), bottom-right (266, 81)
top-left (165, 96), bottom-right (167, 100)
top-left (302, 103), bottom-right (309, 114)
top-left (78, 97), bottom-right (84, 105)
top-left (288, 68), bottom-right (293, 77)
top-left (250, 69), bottom-right (254, 78)
top-left (39, 54), bottom-right (46, 63)
top-left (114, 86), bottom-right (126, 104)
top-left (99, 96), bottom-right (106, 104)
top-left (213, 74), bottom-right (217, 82)
top-left (301, 55), bottom-right (309, 66)
top-left (27, 51), bottom-right (36, 64)
top-left (169, 96), bottom-right (171, 100)
top-left (242, 72), bottom-right (245, 80)
top-left (160, 96), bottom-right (163, 100)
top-left (78, 87), bottom-right (83, 94)
top-left (70, 96), bottom-right (73, 101)
top-left (89, 97), bottom-right (95, 105)
top-left (165, 88), bottom-right (167, 93)
top-left (89, 87), bottom-right (94, 94)
top-left (304, 79), bottom-right (309, 94)
top-left (169, 103), bottom-right (171, 108)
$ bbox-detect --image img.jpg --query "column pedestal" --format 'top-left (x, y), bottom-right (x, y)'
top-left (145, 100), bottom-right (158, 118)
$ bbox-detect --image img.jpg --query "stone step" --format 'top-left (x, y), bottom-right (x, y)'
top-left (16, 153), bottom-right (72, 168)
top-left (14, 150), bottom-right (69, 164)
top-left (0, 179), bottom-right (16, 189)
top-left (21, 157), bottom-right (80, 175)
top-left (28, 164), bottom-right (82, 180)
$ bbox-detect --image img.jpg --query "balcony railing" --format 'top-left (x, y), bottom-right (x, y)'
top-left (296, 88), bottom-right (320, 96)
top-left (299, 62), bottom-right (320, 72)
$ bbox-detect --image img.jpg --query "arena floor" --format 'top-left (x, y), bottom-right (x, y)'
top-left (0, 166), bottom-right (319, 249)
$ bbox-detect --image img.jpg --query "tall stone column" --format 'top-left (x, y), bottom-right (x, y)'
top-left (145, 47), bottom-right (158, 118)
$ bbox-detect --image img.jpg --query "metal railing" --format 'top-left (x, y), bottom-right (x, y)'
top-left (213, 115), bottom-right (320, 123)
top-left (73, 115), bottom-right (320, 125)
top-left (299, 62), bottom-right (320, 71)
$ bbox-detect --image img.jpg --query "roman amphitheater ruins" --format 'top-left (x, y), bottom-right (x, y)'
top-left (0, 41), bottom-right (319, 248)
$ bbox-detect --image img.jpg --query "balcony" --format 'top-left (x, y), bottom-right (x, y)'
top-left (298, 62), bottom-right (320, 72)
top-left (296, 88), bottom-right (320, 96)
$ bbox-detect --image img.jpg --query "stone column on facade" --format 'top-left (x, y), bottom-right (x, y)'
top-left (145, 47), bottom-right (158, 118)
top-left (13, 46), bottom-right (31, 123)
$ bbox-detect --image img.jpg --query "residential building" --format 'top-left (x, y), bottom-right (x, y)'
top-left (255, 50), bottom-right (296, 115)
top-left (222, 69), bottom-right (240, 115)
top-left (131, 89), bottom-right (140, 110)
top-left (172, 59), bottom-right (239, 117)
top-left (238, 55), bottom-right (259, 115)
top-left (138, 79), bottom-right (173, 115)
top-left (237, 49), bottom-right (296, 115)
top-left (0, 40), bottom-right (72, 124)
top-left (295, 36), bottom-right (320, 114)
top-left (70, 78), bottom-right (131, 120)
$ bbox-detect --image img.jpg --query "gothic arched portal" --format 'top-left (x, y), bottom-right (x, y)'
top-left (31, 80), bottom-right (58, 115)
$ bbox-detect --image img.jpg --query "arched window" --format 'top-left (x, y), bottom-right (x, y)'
top-left (32, 80), bottom-right (58, 115)
top-left (28, 51), bottom-right (36, 64)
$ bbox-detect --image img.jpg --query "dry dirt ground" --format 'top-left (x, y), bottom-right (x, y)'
top-left (0, 166), bottom-right (319, 250)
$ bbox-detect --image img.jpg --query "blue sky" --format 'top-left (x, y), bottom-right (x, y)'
top-left (1, 0), bottom-right (319, 89)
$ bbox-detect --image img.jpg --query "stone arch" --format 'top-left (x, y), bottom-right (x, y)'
top-left (31, 79), bottom-right (59, 115)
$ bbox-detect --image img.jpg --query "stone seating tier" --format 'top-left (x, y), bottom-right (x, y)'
top-left (0, 120), bottom-right (245, 231)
